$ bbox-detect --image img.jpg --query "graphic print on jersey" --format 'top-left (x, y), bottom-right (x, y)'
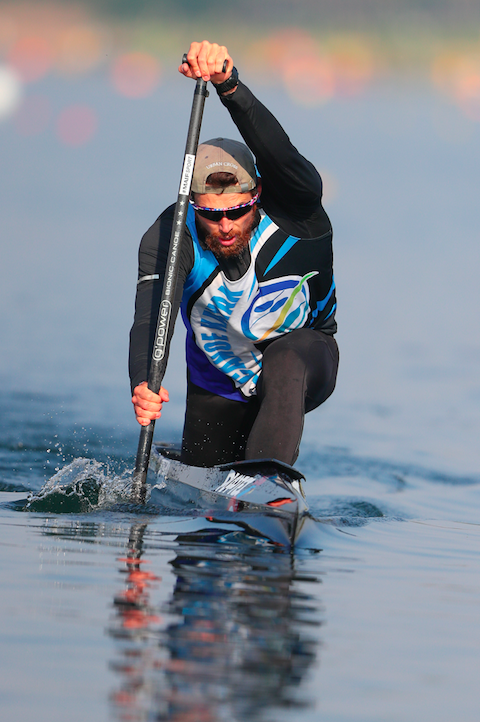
top-left (191, 279), bottom-right (261, 395)
top-left (190, 271), bottom-right (316, 397)
top-left (241, 272), bottom-right (318, 342)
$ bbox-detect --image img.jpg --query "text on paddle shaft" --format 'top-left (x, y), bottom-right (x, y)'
top-left (180, 154), bottom-right (195, 196)
top-left (153, 217), bottom-right (184, 362)
top-left (153, 300), bottom-right (172, 361)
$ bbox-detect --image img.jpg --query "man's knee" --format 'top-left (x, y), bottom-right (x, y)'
top-left (258, 337), bottom-right (308, 403)
top-left (263, 341), bottom-right (303, 373)
top-left (259, 329), bottom-right (338, 407)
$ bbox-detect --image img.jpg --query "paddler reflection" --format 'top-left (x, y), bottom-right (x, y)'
top-left (108, 524), bottom-right (322, 722)
top-left (110, 524), bottom-right (161, 636)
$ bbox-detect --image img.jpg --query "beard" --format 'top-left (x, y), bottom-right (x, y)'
top-left (203, 210), bottom-right (261, 258)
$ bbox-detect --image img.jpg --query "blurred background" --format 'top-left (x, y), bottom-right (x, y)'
top-left (1, 0), bottom-right (479, 474)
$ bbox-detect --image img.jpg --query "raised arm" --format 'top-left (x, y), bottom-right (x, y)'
top-left (220, 81), bottom-right (323, 213)
top-left (179, 41), bottom-right (327, 234)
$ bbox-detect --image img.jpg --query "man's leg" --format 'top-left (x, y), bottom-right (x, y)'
top-left (245, 329), bottom-right (339, 465)
top-left (181, 381), bottom-right (259, 467)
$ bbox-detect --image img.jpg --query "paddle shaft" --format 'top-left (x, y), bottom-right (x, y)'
top-left (131, 74), bottom-right (210, 503)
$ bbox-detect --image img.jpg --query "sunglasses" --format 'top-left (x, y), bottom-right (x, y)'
top-left (190, 193), bottom-right (259, 222)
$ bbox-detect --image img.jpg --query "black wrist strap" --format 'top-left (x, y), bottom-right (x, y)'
top-left (213, 66), bottom-right (239, 95)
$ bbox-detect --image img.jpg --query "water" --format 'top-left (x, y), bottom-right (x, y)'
top-left (2, 66), bottom-right (480, 719)
top-left (2, 389), bottom-right (480, 721)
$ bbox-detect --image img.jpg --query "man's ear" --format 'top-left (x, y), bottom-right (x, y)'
top-left (256, 179), bottom-right (262, 197)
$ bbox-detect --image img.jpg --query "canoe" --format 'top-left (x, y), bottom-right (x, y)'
top-left (148, 444), bottom-right (311, 547)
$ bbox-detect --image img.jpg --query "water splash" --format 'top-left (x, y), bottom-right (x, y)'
top-left (22, 458), bottom-right (133, 513)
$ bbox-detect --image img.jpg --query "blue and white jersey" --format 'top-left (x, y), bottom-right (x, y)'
top-left (181, 205), bottom-right (336, 402)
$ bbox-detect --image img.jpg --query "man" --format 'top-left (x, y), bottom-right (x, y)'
top-left (129, 41), bottom-right (338, 467)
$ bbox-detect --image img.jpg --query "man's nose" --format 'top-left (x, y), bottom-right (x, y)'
top-left (218, 215), bottom-right (233, 233)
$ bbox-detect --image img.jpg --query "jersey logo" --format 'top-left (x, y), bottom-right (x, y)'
top-left (241, 272), bottom-right (318, 342)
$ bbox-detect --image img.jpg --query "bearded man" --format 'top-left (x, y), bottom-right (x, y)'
top-left (129, 40), bottom-right (338, 467)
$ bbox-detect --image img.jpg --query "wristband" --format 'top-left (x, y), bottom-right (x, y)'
top-left (213, 66), bottom-right (239, 95)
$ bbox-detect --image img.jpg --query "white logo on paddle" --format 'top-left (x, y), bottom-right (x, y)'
top-left (179, 153), bottom-right (195, 196)
top-left (216, 470), bottom-right (256, 497)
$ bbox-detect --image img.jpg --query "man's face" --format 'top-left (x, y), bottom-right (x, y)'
top-left (193, 191), bottom-right (259, 258)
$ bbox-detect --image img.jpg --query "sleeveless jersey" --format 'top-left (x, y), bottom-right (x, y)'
top-left (181, 205), bottom-right (336, 402)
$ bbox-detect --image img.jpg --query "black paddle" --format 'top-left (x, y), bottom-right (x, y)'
top-left (130, 56), bottom-right (226, 504)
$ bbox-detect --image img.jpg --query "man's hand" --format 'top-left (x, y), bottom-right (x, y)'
top-left (179, 40), bottom-right (233, 84)
top-left (132, 382), bottom-right (169, 426)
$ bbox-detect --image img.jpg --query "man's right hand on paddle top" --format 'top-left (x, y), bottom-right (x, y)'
top-left (132, 382), bottom-right (169, 426)
top-left (178, 40), bottom-right (233, 85)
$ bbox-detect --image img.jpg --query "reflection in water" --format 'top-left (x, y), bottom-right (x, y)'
top-left (109, 525), bottom-right (322, 722)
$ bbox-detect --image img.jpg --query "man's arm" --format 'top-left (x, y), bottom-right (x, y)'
top-left (179, 42), bottom-right (321, 214)
top-left (129, 205), bottom-right (193, 424)
top-left (220, 81), bottom-right (323, 217)
top-left (178, 41), bottom-right (328, 234)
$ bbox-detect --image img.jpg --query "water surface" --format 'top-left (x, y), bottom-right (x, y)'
top-left (2, 388), bottom-right (480, 721)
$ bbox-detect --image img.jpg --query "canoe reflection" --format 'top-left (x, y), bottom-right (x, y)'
top-left (109, 524), bottom-right (322, 722)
